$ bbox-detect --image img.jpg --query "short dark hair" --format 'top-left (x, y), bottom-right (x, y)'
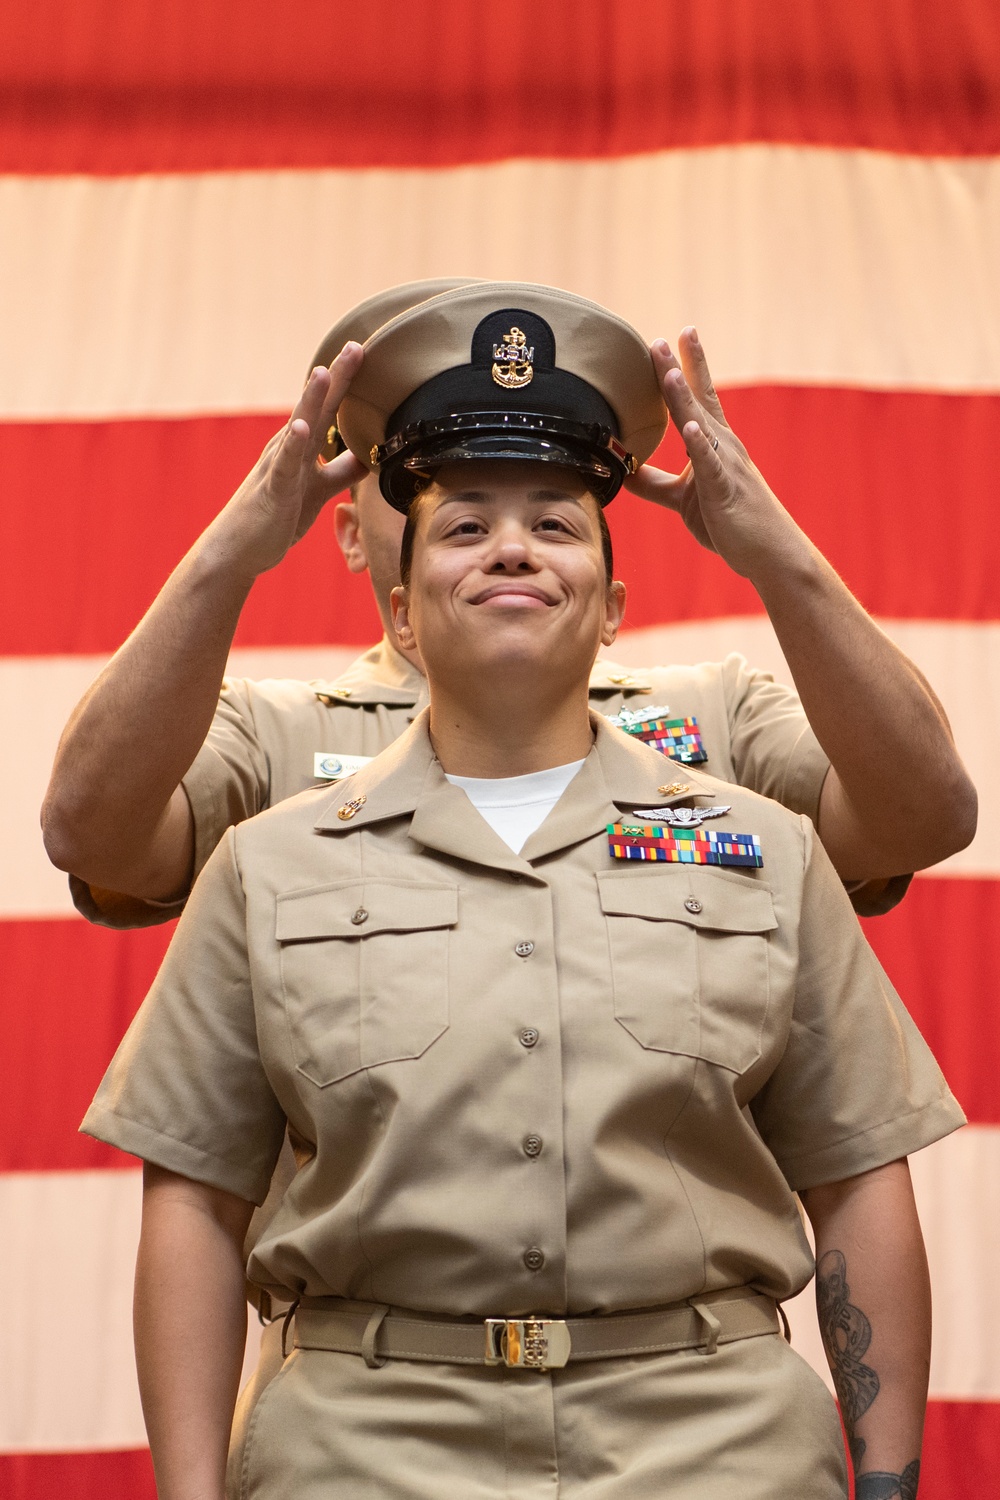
top-left (398, 487), bottom-right (615, 587)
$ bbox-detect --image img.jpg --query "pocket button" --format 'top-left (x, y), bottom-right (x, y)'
top-left (351, 907), bottom-right (369, 925)
top-left (684, 897), bottom-right (703, 915)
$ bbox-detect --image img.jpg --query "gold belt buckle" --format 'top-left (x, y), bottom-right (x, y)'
top-left (484, 1316), bottom-right (572, 1370)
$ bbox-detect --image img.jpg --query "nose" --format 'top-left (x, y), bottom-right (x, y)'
top-left (486, 521), bottom-right (539, 573)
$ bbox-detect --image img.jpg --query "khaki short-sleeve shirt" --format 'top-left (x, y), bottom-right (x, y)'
top-left (75, 637), bottom-right (892, 928)
top-left (82, 713), bottom-right (962, 1319)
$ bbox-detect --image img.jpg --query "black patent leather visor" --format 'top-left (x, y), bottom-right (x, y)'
top-left (374, 411), bottom-right (637, 512)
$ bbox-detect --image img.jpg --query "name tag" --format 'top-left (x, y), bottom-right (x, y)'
top-left (608, 823), bottom-right (763, 867)
top-left (313, 753), bottom-right (373, 782)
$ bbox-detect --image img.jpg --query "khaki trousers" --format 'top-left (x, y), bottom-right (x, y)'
top-left (228, 1316), bottom-right (847, 1499)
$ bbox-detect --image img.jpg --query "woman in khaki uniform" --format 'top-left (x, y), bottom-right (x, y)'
top-left (84, 287), bottom-right (962, 1500)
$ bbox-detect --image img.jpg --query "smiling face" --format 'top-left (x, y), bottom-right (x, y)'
top-left (389, 461), bottom-right (626, 699)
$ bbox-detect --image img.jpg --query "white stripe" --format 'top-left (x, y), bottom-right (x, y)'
top-left (4, 146), bottom-right (1000, 419)
top-left (783, 1127), bottom-right (1000, 1401)
top-left (5, 619), bottom-right (996, 919)
top-left (1, 1131), bottom-right (995, 1449)
top-left (0, 1170), bottom-right (262, 1453)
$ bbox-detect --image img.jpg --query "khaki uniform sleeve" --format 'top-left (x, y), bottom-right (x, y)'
top-left (721, 653), bottom-right (830, 822)
top-left (80, 828), bottom-right (286, 1204)
top-left (721, 655), bottom-right (913, 917)
top-left (181, 678), bottom-right (271, 882)
top-left (68, 678), bottom-right (272, 932)
top-left (750, 818), bottom-right (965, 1191)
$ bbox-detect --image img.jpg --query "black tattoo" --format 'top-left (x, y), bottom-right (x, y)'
top-left (856, 1461), bottom-right (920, 1500)
top-left (816, 1249), bottom-right (880, 1473)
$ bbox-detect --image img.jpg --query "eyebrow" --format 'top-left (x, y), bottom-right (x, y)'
top-left (435, 490), bottom-right (586, 506)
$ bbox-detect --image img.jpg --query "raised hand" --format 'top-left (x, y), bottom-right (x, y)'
top-left (624, 329), bottom-right (798, 582)
top-left (216, 341), bottom-right (368, 580)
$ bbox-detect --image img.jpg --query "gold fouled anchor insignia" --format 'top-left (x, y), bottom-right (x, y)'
top-left (337, 794), bottom-right (367, 821)
top-left (492, 327), bottom-right (535, 389)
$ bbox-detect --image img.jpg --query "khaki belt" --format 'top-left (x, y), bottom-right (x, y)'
top-left (289, 1288), bottom-right (781, 1371)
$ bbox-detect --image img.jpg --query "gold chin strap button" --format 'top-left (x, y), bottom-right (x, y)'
top-left (337, 794), bottom-right (367, 821)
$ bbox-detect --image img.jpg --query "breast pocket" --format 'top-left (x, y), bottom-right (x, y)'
top-left (276, 880), bottom-right (458, 1087)
top-left (596, 868), bottom-right (777, 1074)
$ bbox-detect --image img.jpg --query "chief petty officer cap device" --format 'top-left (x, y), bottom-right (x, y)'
top-left (312, 280), bottom-right (668, 514)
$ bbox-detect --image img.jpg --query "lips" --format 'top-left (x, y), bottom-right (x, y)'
top-left (471, 582), bottom-right (556, 606)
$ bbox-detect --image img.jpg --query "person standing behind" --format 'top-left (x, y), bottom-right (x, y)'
top-left (41, 281), bottom-right (976, 934)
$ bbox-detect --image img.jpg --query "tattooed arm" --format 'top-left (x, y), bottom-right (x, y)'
top-left (800, 1159), bottom-right (930, 1499)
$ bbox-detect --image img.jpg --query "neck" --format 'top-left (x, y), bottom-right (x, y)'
top-left (426, 666), bottom-right (594, 777)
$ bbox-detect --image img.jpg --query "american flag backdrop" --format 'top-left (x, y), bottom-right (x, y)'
top-left (1, 3), bottom-right (999, 1496)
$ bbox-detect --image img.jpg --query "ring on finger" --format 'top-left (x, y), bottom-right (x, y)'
top-left (710, 433), bottom-right (720, 452)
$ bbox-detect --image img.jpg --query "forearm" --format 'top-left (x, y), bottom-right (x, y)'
top-left (750, 527), bottom-right (976, 876)
top-left (41, 524), bottom-right (255, 896)
top-left (41, 351), bottom-right (366, 901)
top-left (632, 337), bottom-right (976, 881)
top-left (135, 1165), bottom-right (254, 1500)
top-left (802, 1160), bottom-right (930, 1497)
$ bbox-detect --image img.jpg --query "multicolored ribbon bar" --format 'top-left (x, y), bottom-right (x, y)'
top-left (620, 715), bottom-right (707, 764)
top-left (607, 824), bottom-right (764, 867)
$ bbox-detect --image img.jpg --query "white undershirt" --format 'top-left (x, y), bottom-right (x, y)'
top-left (444, 760), bottom-right (586, 854)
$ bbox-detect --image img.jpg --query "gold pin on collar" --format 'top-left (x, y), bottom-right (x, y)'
top-left (337, 794), bottom-right (367, 821)
top-left (658, 782), bottom-right (693, 797)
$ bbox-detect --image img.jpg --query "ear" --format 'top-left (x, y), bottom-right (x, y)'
top-left (332, 500), bottom-right (369, 575)
top-left (390, 584), bottom-right (415, 651)
top-left (601, 579), bottom-right (627, 647)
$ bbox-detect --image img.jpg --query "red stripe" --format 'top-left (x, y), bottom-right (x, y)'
top-left (0, 919), bottom-right (172, 1173)
top-left (1, 0), bottom-right (999, 172)
top-left (0, 1402), bottom-right (994, 1495)
top-left (3, 388), bottom-right (999, 656)
top-left (2, 876), bottom-right (997, 1175)
top-left (0, 1450), bottom-right (155, 1500)
top-left (861, 878), bottom-right (1000, 1128)
top-left (920, 1400), bottom-right (1000, 1499)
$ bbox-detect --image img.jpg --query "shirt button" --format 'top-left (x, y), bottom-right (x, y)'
top-left (523, 1248), bottom-right (545, 1272)
top-left (684, 897), bottom-right (703, 915)
top-left (514, 940), bottom-right (535, 958)
top-left (519, 1028), bottom-right (539, 1048)
top-left (523, 1134), bottom-right (543, 1158)
top-left (351, 907), bottom-right (369, 925)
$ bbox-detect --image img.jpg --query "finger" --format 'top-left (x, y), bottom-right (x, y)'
top-left (325, 340), bottom-right (364, 406)
top-left (622, 461), bottom-right (689, 511)
top-left (677, 327), bottom-right (729, 428)
top-left (659, 363), bottom-right (716, 444)
top-left (303, 341), bottom-right (366, 467)
top-left (682, 419), bottom-right (726, 478)
top-left (268, 412), bottom-right (317, 488)
top-left (314, 448), bottom-right (368, 494)
top-left (288, 365), bottom-right (333, 430)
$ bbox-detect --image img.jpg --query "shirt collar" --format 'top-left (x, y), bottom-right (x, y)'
top-left (313, 636), bottom-right (429, 708)
top-left (314, 710), bottom-right (720, 871)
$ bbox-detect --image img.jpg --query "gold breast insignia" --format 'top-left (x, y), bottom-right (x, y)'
top-left (492, 327), bottom-right (534, 389)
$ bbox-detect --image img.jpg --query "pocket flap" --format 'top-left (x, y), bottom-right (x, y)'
top-left (597, 869), bottom-right (776, 933)
top-left (277, 881), bottom-right (459, 941)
